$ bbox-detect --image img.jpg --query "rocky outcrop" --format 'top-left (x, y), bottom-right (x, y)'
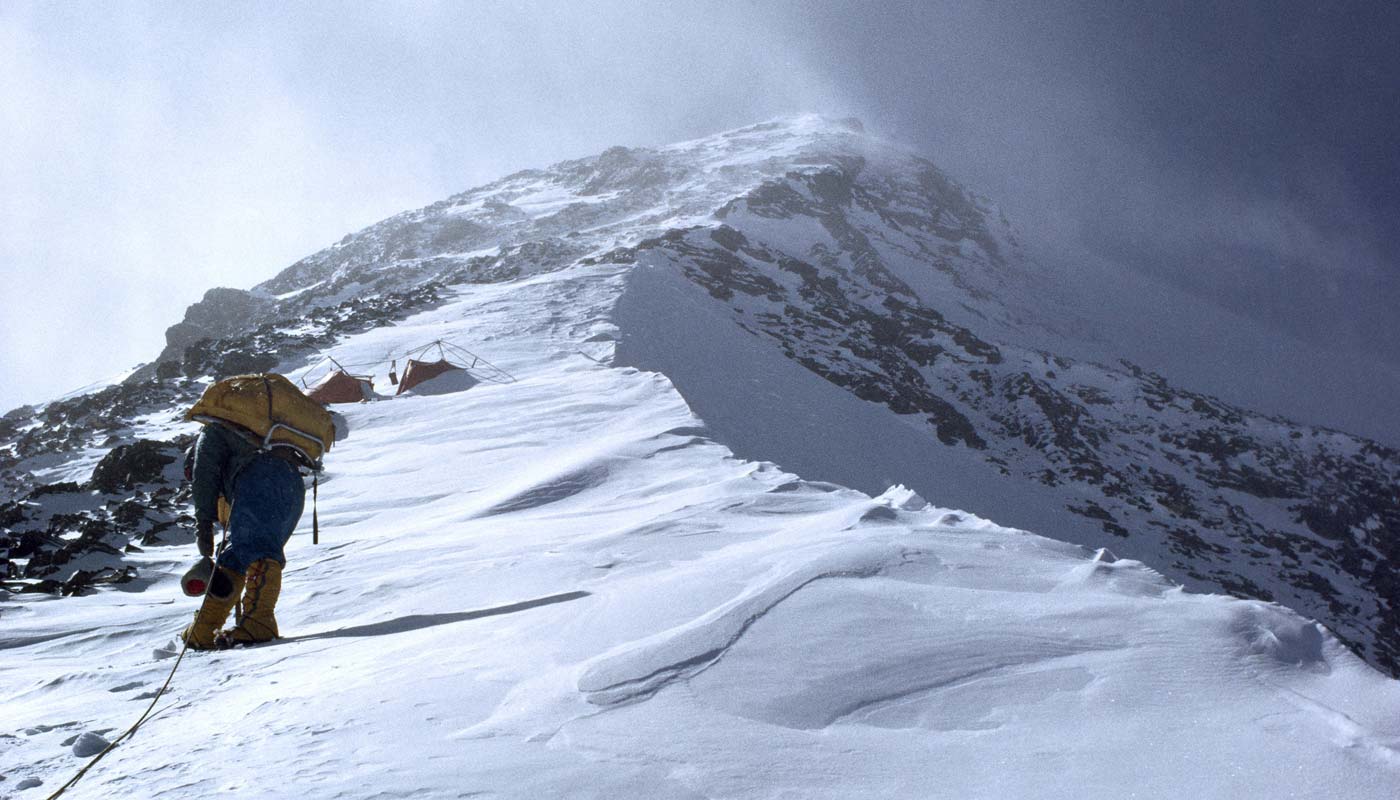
top-left (88, 440), bottom-right (180, 494)
top-left (156, 287), bottom-right (276, 365)
top-left (2, 438), bottom-right (192, 597)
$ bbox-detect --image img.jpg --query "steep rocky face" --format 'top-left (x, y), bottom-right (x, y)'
top-left (605, 153), bottom-right (1400, 676)
top-left (156, 287), bottom-right (277, 365)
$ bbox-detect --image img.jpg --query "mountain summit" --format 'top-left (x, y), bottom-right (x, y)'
top-left (150, 113), bottom-right (1395, 674)
top-left (3, 117), bottom-right (1399, 796)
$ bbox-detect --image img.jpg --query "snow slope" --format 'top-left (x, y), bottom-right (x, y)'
top-left (5, 263), bottom-right (1400, 798)
top-left (12, 116), bottom-right (1390, 682)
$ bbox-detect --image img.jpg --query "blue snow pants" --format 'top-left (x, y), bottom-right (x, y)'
top-left (216, 454), bottom-right (306, 575)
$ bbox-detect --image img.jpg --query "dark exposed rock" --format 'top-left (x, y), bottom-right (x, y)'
top-left (141, 517), bottom-right (185, 546)
top-left (89, 440), bottom-right (178, 494)
top-left (1294, 500), bottom-right (1373, 542)
top-left (60, 566), bottom-right (137, 597)
top-left (29, 482), bottom-right (83, 498)
top-left (1069, 501), bottom-right (1117, 524)
top-left (924, 397), bottom-right (986, 449)
top-left (111, 500), bottom-right (147, 527)
top-left (430, 217), bottom-right (491, 250)
top-left (0, 501), bottom-right (24, 527)
top-left (8, 530), bottom-right (62, 559)
top-left (157, 287), bottom-right (276, 365)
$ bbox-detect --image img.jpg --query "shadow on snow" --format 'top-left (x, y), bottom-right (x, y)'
top-left (273, 590), bottom-right (591, 644)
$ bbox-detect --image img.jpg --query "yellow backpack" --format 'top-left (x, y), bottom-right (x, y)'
top-left (185, 373), bottom-right (336, 465)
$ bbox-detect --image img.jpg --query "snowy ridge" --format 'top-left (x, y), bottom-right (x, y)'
top-left (4, 117), bottom-right (1400, 796)
top-left (5, 260), bottom-right (1400, 797)
top-left (251, 116), bottom-right (892, 302)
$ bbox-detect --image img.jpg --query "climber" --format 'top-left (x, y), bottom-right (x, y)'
top-left (181, 419), bottom-right (306, 649)
top-left (178, 374), bottom-right (334, 650)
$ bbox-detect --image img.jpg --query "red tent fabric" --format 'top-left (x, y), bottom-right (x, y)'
top-left (396, 359), bottom-right (464, 395)
top-left (307, 370), bottom-right (373, 405)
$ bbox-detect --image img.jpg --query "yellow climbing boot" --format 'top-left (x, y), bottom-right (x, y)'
top-left (220, 558), bottom-right (283, 645)
top-left (181, 566), bottom-right (244, 650)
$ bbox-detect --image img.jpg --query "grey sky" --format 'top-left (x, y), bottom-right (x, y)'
top-left (779, 1), bottom-right (1400, 356)
top-left (0, 0), bottom-right (843, 411)
top-left (3, 2), bottom-right (1397, 428)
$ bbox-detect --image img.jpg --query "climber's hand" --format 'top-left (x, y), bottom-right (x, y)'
top-left (196, 520), bottom-right (215, 558)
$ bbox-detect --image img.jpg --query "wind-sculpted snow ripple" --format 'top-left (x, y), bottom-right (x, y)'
top-left (481, 465), bottom-right (611, 516)
top-left (577, 542), bottom-right (921, 707)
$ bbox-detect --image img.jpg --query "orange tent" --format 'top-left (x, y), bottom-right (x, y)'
top-left (307, 370), bottom-right (373, 404)
top-left (395, 359), bottom-right (465, 395)
top-left (390, 339), bottom-right (515, 396)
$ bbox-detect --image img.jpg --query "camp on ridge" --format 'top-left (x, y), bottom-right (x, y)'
top-left (302, 358), bottom-right (376, 405)
top-left (391, 339), bottom-right (516, 396)
top-left (295, 341), bottom-right (516, 405)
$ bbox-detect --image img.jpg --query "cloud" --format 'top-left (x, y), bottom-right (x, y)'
top-left (0, 1), bottom-right (859, 410)
top-left (743, 0), bottom-right (1399, 366)
top-left (2, 0), bottom-right (1395, 415)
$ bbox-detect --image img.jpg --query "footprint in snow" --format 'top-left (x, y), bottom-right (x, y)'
top-left (23, 721), bottom-right (79, 736)
top-left (71, 731), bottom-right (111, 757)
top-left (108, 681), bottom-right (144, 693)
